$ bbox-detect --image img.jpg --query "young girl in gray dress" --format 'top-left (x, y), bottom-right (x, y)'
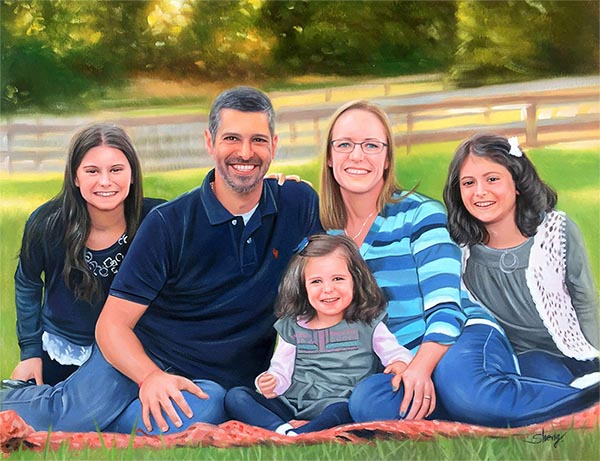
top-left (444, 133), bottom-right (599, 387)
top-left (224, 234), bottom-right (412, 435)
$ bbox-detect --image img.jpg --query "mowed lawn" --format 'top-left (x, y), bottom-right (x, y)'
top-left (1, 142), bottom-right (599, 460)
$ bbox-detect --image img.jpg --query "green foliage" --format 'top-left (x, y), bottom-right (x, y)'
top-left (451, 0), bottom-right (599, 87)
top-left (2, 0), bottom-right (598, 111)
top-left (0, 33), bottom-right (88, 112)
top-left (0, 0), bottom-right (149, 113)
top-left (181, 0), bottom-right (272, 80)
top-left (258, 0), bottom-right (456, 76)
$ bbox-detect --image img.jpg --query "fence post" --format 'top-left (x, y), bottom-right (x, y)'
top-left (525, 102), bottom-right (538, 146)
top-left (313, 118), bottom-right (321, 148)
top-left (406, 112), bottom-right (414, 155)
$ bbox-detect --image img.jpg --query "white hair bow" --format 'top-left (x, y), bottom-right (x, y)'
top-left (507, 137), bottom-right (523, 157)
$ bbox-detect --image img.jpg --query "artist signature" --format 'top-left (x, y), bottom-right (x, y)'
top-left (523, 429), bottom-right (566, 448)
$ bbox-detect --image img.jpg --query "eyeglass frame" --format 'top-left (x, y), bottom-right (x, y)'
top-left (330, 139), bottom-right (388, 155)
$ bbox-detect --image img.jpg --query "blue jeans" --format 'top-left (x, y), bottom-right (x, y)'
top-left (517, 350), bottom-right (600, 383)
top-left (0, 345), bottom-right (227, 433)
top-left (349, 324), bottom-right (599, 428)
top-left (41, 349), bottom-right (80, 386)
top-left (225, 386), bottom-right (352, 434)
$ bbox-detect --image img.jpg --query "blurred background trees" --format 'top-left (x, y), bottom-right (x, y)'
top-left (1, 0), bottom-right (598, 113)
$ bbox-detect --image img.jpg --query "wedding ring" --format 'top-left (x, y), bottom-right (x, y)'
top-left (423, 395), bottom-right (431, 399)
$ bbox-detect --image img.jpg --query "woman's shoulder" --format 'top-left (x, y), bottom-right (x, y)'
top-left (386, 190), bottom-right (446, 217)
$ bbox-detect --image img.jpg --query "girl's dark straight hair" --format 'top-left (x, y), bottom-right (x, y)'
top-left (20, 123), bottom-right (144, 304)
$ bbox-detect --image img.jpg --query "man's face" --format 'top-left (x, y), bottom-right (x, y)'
top-left (206, 108), bottom-right (277, 195)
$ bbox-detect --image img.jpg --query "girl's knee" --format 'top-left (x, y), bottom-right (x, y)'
top-left (224, 386), bottom-right (254, 411)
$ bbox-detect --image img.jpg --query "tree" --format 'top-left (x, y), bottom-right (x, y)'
top-left (180, 0), bottom-right (273, 80)
top-left (451, 0), bottom-right (599, 87)
top-left (1, 0), bottom-right (152, 113)
top-left (258, 0), bottom-right (456, 76)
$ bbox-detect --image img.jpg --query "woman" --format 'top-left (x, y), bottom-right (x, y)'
top-left (8, 123), bottom-right (164, 386)
top-left (444, 133), bottom-right (599, 386)
top-left (318, 100), bottom-right (598, 427)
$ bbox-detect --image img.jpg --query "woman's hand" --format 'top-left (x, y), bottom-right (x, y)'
top-left (265, 173), bottom-right (312, 187)
top-left (388, 342), bottom-right (449, 420)
top-left (11, 357), bottom-right (43, 385)
top-left (138, 369), bottom-right (208, 433)
top-left (257, 372), bottom-right (278, 398)
top-left (387, 360), bottom-right (436, 420)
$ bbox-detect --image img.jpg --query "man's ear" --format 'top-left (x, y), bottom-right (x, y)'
top-left (271, 134), bottom-right (279, 160)
top-left (204, 128), bottom-right (213, 155)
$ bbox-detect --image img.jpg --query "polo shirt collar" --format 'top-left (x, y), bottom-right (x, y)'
top-left (200, 169), bottom-right (278, 225)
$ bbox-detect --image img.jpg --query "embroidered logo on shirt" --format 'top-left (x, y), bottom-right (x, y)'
top-left (294, 328), bottom-right (360, 354)
top-left (272, 248), bottom-right (279, 259)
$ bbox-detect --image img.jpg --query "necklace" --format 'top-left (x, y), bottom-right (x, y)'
top-left (499, 250), bottom-right (519, 274)
top-left (345, 210), bottom-right (376, 240)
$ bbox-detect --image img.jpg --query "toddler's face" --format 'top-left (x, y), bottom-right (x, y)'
top-left (304, 249), bottom-right (354, 327)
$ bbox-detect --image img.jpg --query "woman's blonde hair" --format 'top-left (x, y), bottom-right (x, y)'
top-left (319, 100), bottom-right (400, 230)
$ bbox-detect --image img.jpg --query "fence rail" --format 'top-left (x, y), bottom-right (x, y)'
top-left (1, 81), bottom-right (598, 173)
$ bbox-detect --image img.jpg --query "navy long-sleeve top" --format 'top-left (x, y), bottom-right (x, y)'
top-left (15, 197), bottom-right (165, 360)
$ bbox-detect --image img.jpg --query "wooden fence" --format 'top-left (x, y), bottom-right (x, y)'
top-left (1, 81), bottom-right (598, 173)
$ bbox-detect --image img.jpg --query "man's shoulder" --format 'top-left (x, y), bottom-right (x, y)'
top-left (265, 178), bottom-right (318, 203)
top-left (150, 186), bottom-right (203, 215)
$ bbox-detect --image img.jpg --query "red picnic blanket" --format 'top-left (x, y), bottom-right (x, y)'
top-left (1, 403), bottom-right (599, 454)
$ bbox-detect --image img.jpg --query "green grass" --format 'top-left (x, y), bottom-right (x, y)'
top-left (5, 429), bottom-right (600, 460)
top-left (1, 143), bottom-right (599, 460)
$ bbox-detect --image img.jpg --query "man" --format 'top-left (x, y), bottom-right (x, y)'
top-left (1, 86), bottom-right (322, 434)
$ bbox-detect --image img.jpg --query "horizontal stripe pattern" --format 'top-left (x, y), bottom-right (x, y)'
top-left (361, 192), bottom-right (467, 353)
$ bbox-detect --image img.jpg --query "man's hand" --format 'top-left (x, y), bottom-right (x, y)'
top-left (11, 357), bottom-right (43, 385)
top-left (256, 372), bottom-right (278, 398)
top-left (138, 370), bottom-right (208, 433)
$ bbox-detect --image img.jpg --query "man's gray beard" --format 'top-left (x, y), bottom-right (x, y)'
top-left (218, 163), bottom-right (263, 195)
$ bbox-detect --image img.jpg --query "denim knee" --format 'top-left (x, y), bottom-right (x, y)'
top-left (349, 373), bottom-right (400, 422)
top-left (107, 379), bottom-right (227, 434)
top-left (224, 386), bottom-right (254, 414)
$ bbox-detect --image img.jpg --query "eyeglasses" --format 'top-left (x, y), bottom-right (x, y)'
top-left (330, 139), bottom-right (388, 155)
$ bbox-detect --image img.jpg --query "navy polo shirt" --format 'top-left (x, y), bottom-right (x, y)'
top-left (109, 170), bottom-right (321, 389)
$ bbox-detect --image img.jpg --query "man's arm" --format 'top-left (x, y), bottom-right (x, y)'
top-left (96, 295), bottom-right (208, 433)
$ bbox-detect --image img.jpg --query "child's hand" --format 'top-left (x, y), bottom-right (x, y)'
top-left (257, 372), bottom-right (279, 398)
top-left (384, 360), bottom-right (409, 392)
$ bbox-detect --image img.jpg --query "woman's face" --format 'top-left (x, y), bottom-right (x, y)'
top-left (75, 145), bottom-right (132, 215)
top-left (328, 109), bottom-right (389, 196)
top-left (459, 154), bottom-right (518, 230)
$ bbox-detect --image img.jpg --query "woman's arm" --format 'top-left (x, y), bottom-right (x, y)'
top-left (410, 200), bottom-right (466, 344)
top-left (402, 199), bottom-right (464, 419)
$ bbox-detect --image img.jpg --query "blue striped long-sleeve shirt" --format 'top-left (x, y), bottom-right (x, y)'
top-left (334, 191), bottom-right (496, 354)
